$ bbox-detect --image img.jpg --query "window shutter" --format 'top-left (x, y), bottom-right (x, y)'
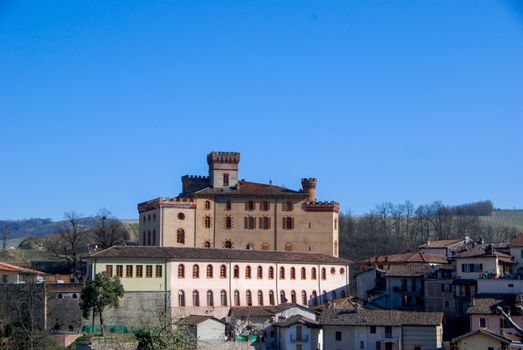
top-left (259, 217), bottom-right (263, 229)
top-left (291, 218), bottom-right (295, 229)
top-left (282, 217), bottom-right (286, 229)
top-left (244, 217), bottom-right (248, 229)
top-left (268, 217), bottom-right (271, 229)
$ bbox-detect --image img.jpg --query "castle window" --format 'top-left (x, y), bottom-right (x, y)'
top-left (220, 265), bottom-right (227, 278)
top-left (136, 265), bottom-right (143, 278)
top-left (283, 202), bottom-right (293, 211)
top-left (234, 265), bottom-right (240, 278)
top-left (207, 290), bottom-right (214, 306)
top-left (205, 201), bottom-right (211, 210)
top-left (225, 216), bottom-right (232, 229)
top-left (225, 240), bottom-right (233, 249)
top-left (257, 266), bottom-right (263, 279)
top-left (105, 265), bottom-right (113, 277)
top-left (321, 268), bottom-right (326, 280)
top-left (301, 267), bottom-right (306, 280)
top-left (177, 229), bottom-right (185, 244)
top-left (291, 290), bottom-right (297, 303)
top-left (260, 217), bottom-right (271, 230)
top-left (246, 201), bottom-right (255, 211)
top-left (334, 218), bottom-right (338, 230)
top-left (301, 290), bottom-right (307, 305)
top-left (282, 217), bottom-right (294, 230)
top-left (223, 173), bottom-right (229, 187)
top-left (204, 240), bottom-right (211, 248)
top-left (331, 267), bottom-right (336, 274)
top-left (226, 201), bottom-right (232, 210)
top-left (244, 216), bottom-right (256, 229)
top-left (261, 201), bottom-right (270, 211)
top-left (193, 290), bottom-right (199, 306)
top-left (178, 213), bottom-right (185, 220)
top-left (246, 290), bottom-right (252, 306)
top-left (258, 290), bottom-right (264, 306)
top-left (204, 216), bottom-right (211, 229)
top-left (311, 267), bottom-right (317, 280)
top-left (234, 290), bottom-right (240, 306)
top-left (284, 242), bottom-right (293, 251)
top-left (290, 267), bottom-right (296, 280)
top-left (146, 265), bottom-right (153, 278)
top-left (178, 290), bottom-right (185, 306)
top-left (153, 213), bottom-right (156, 221)
top-left (269, 290), bottom-right (275, 305)
top-left (246, 266), bottom-right (252, 279)
top-left (221, 290), bottom-right (227, 306)
top-left (126, 265), bottom-right (133, 278)
top-left (192, 265), bottom-right (199, 279)
top-left (206, 265), bottom-right (213, 278)
top-left (280, 267), bottom-right (285, 279)
top-left (155, 265), bottom-right (162, 278)
top-left (280, 290), bottom-right (287, 303)
top-left (116, 265), bottom-right (123, 278)
top-left (178, 264), bottom-right (185, 278)
top-left (268, 267), bottom-right (274, 279)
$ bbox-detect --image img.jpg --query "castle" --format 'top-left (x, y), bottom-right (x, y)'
top-left (138, 152), bottom-right (340, 256)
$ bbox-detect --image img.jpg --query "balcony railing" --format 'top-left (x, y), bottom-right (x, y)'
top-left (379, 333), bottom-right (399, 342)
top-left (290, 334), bottom-right (309, 342)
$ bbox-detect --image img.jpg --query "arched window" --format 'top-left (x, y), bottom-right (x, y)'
top-left (257, 266), bottom-right (263, 279)
top-left (177, 229), bottom-right (185, 244)
top-left (333, 240), bottom-right (338, 256)
top-left (178, 212), bottom-right (185, 220)
top-left (280, 267), bottom-right (285, 279)
top-left (246, 290), bottom-right (252, 306)
top-left (301, 267), bottom-right (306, 280)
top-left (220, 265), bottom-right (227, 278)
top-left (340, 267), bottom-right (345, 275)
top-left (269, 290), bottom-right (275, 305)
top-left (226, 201), bottom-right (232, 210)
top-left (258, 290), bottom-right (264, 306)
top-left (57, 293), bottom-right (63, 299)
top-left (193, 265), bottom-right (199, 279)
top-left (311, 267), bottom-right (317, 280)
top-left (207, 290), bottom-right (213, 306)
top-left (280, 291), bottom-right (286, 303)
top-left (205, 200), bottom-right (211, 210)
top-left (291, 290), bottom-right (297, 304)
top-left (203, 240), bottom-right (211, 248)
top-left (233, 265), bottom-right (240, 278)
top-left (245, 266), bottom-right (252, 279)
top-left (204, 216), bottom-right (211, 228)
top-left (331, 267), bottom-right (336, 274)
top-left (193, 290), bottom-right (199, 306)
top-left (301, 291), bottom-right (307, 305)
top-left (178, 290), bottom-right (185, 306)
top-left (72, 293), bottom-right (78, 299)
top-left (206, 265), bottom-right (213, 278)
top-left (234, 290), bottom-right (240, 306)
top-left (225, 240), bottom-right (233, 249)
top-left (268, 266), bottom-right (274, 279)
top-left (221, 290), bottom-right (227, 306)
top-left (290, 267), bottom-right (296, 280)
top-left (225, 216), bottom-right (232, 229)
top-left (321, 268), bottom-right (326, 280)
top-left (178, 264), bottom-right (185, 278)
top-left (312, 291), bottom-right (318, 306)
top-left (148, 214), bottom-right (151, 222)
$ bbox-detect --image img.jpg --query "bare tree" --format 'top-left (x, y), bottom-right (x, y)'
top-left (94, 209), bottom-right (130, 249)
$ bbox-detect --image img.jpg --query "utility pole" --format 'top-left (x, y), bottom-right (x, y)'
top-left (2, 224), bottom-right (8, 250)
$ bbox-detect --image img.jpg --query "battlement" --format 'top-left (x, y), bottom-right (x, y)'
top-left (138, 197), bottom-right (196, 212)
top-left (301, 178), bottom-right (317, 201)
top-left (207, 152), bottom-right (240, 165)
top-left (304, 201), bottom-right (339, 213)
top-left (182, 175), bottom-right (209, 194)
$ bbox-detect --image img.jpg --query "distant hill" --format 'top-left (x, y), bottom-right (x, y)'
top-left (481, 210), bottom-right (523, 231)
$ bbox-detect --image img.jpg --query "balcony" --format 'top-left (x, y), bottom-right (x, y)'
top-left (379, 333), bottom-right (400, 342)
top-left (290, 334), bottom-right (309, 342)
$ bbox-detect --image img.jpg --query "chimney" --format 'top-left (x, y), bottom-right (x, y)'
top-left (301, 178), bottom-right (317, 202)
top-left (464, 235), bottom-right (470, 243)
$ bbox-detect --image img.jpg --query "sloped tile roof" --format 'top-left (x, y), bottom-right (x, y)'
top-left (179, 315), bottom-right (226, 326)
top-left (229, 303), bottom-right (313, 318)
top-left (320, 309), bottom-right (443, 326)
top-left (273, 314), bottom-right (320, 328)
top-left (418, 239), bottom-right (463, 249)
top-left (190, 181), bottom-right (308, 198)
top-left (385, 263), bottom-right (434, 277)
top-left (455, 247), bottom-right (513, 263)
top-left (0, 262), bottom-right (44, 275)
top-left (89, 246), bottom-right (351, 264)
top-left (509, 235), bottom-right (523, 248)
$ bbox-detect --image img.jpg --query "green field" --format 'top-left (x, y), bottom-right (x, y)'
top-left (0, 248), bottom-right (56, 264)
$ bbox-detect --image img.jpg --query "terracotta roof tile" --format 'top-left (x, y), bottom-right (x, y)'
top-left (0, 262), bottom-right (44, 275)
top-left (320, 309), bottom-right (443, 326)
top-left (509, 235), bottom-right (523, 248)
top-left (273, 315), bottom-right (319, 328)
top-left (229, 303), bottom-right (312, 318)
top-left (89, 246), bottom-right (351, 265)
top-left (385, 264), bottom-right (434, 277)
top-left (179, 315), bottom-right (226, 326)
top-left (190, 181), bottom-right (308, 198)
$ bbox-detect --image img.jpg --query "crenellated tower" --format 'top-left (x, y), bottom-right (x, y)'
top-left (207, 152), bottom-right (240, 189)
top-left (301, 178), bottom-right (317, 202)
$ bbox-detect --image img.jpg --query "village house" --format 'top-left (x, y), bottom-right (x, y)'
top-left (452, 328), bottom-right (523, 350)
top-left (509, 234), bottom-right (523, 275)
top-left (454, 245), bottom-right (513, 280)
top-left (424, 267), bottom-right (455, 316)
top-left (273, 314), bottom-right (321, 350)
top-left (418, 237), bottom-right (472, 259)
top-left (178, 315), bottom-right (227, 341)
top-left (0, 261), bottom-right (44, 284)
top-left (320, 308), bottom-right (444, 350)
top-left (466, 294), bottom-right (523, 335)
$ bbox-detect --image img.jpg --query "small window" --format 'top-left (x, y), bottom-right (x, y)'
top-left (261, 201), bottom-right (270, 211)
top-left (258, 290), bottom-right (264, 306)
top-left (290, 267), bottom-right (296, 280)
top-left (221, 290), bottom-right (227, 306)
top-left (146, 265), bottom-right (153, 278)
top-left (136, 265), bottom-right (143, 278)
top-left (105, 265), bottom-right (113, 277)
top-left (280, 290), bottom-right (286, 303)
top-left (301, 290), bottom-right (307, 305)
top-left (284, 201), bottom-right (294, 211)
top-left (193, 264), bottom-right (199, 278)
top-left (269, 290), bottom-right (275, 305)
top-left (155, 265), bottom-right (162, 278)
top-left (204, 240), bottom-right (211, 248)
top-left (178, 264), bottom-right (185, 278)
top-left (268, 266), bottom-right (274, 279)
top-left (126, 265), bottom-right (133, 278)
top-left (224, 240), bottom-right (233, 249)
top-left (311, 267), bottom-right (317, 280)
top-left (282, 217), bottom-right (294, 230)
top-left (234, 290), bottom-right (240, 306)
top-left (321, 268), bottom-right (326, 280)
top-left (244, 216), bottom-right (256, 229)
top-left (207, 290), bottom-right (214, 306)
top-left (330, 267), bottom-right (336, 274)
top-left (223, 173), bottom-right (229, 187)
top-left (206, 264), bottom-right (213, 278)
top-left (360, 340), bottom-right (364, 349)
top-left (370, 326), bottom-right (376, 334)
top-left (177, 229), bottom-right (185, 244)
top-left (205, 200), bottom-right (211, 210)
top-left (291, 290), bottom-right (296, 303)
top-left (301, 267), bottom-right (306, 280)
top-left (225, 216), bottom-right (232, 229)
top-left (226, 201), bottom-right (232, 210)
top-left (234, 265), bottom-right (240, 278)
top-left (178, 212), bottom-right (185, 220)
top-left (57, 293), bottom-right (63, 299)
top-left (116, 265), bottom-right (123, 278)
top-left (246, 266), bottom-right (252, 279)
top-left (376, 341), bottom-right (381, 350)
top-left (480, 317), bottom-right (486, 328)
top-left (220, 265), bottom-right (227, 278)
top-left (257, 266), bottom-right (263, 279)
top-left (204, 216), bottom-right (211, 228)
top-left (246, 290), bottom-right (252, 306)
top-left (335, 331), bottom-right (342, 341)
top-left (193, 290), bottom-right (199, 306)
top-left (178, 290), bottom-right (185, 306)
top-left (280, 267), bottom-right (285, 279)
top-left (72, 293), bottom-right (78, 299)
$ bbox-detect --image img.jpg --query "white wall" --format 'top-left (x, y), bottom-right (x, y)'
top-left (477, 279), bottom-right (523, 294)
top-left (196, 319), bottom-right (226, 341)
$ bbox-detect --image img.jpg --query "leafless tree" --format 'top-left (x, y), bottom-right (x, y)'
top-left (94, 208), bottom-right (130, 249)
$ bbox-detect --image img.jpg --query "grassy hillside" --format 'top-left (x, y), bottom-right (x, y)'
top-left (481, 210), bottom-right (523, 231)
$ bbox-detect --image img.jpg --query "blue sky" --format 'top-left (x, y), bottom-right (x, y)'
top-left (1, 1), bottom-right (522, 220)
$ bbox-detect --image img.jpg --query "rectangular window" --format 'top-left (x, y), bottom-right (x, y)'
top-left (360, 340), bottom-right (364, 349)
top-left (136, 265), bottom-right (143, 278)
top-left (155, 265), bottom-right (162, 278)
top-left (480, 318), bottom-right (486, 328)
top-left (116, 265), bottom-right (123, 278)
top-left (246, 201), bottom-right (255, 211)
top-left (146, 265), bottom-right (153, 278)
top-left (335, 331), bottom-right (342, 341)
top-left (1, 275), bottom-right (7, 283)
top-left (223, 173), bottom-right (229, 187)
top-left (282, 217), bottom-right (294, 230)
top-left (126, 265), bottom-right (133, 278)
top-left (261, 201), bottom-right (270, 211)
top-left (244, 216), bottom-right (256, 229)
top-left (259, 217), bottom-right (271, 230)
top-left (376, 341), bottom-right (381, 350)
top-left (105, 265), bottom-right (113, 277)
top-left (370, 326), bottom-right (376, 334)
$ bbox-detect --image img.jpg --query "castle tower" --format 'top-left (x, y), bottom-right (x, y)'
top-left (301, 178), bottom-right (317, 202)
top-left (207, 152), bottom-right (240, 189)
